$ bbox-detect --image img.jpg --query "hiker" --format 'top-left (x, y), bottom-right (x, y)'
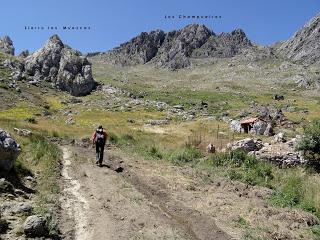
top-left (92, 125), bottom-right (108, 166)
top-left (207, 142), bottom-right (216, 153)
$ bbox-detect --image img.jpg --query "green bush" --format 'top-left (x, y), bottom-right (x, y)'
top-left (170, 144), bottom-right (203, 165)
top-left (270, 171), bottom-right (307, 208)
top-left (137, 145), bottom-right (164, 160)
top-left (120, 134), bottom-right (135, 144)
top-left (209, 150), bottom-right (273, 186)
top-left (210, 152), bottom-right (231, 166)
top-left (108, 132), bottom-right (119, 144)
top-left (297, 119), bottom-right (320, 169)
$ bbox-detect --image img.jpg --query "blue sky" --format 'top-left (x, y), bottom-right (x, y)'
top-left (0, 0), bottom-right (319, 54)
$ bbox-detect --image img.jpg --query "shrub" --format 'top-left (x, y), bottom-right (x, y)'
top-left (140, 145), bottom-right (164, 160)
top-left (108, 132), bottom-right (119, 144)
top-left (297, 119), bottom-right (320, 169)
top-left (121, 134), bottom-right (135, 144)
top-left (170, 144), bottom-right (203, 165)
top-left (270, 171), bottom-right (305, 207)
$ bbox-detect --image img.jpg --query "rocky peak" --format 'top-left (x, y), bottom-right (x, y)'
top-left (106, 30), bottom-right (166, 66)
top-left (277, 13), bottom-right (320, 64)
top-left (0, 35), bottom-right (14, 55)
top-left (23, 34), bottom-right (96, 96)
top-left (100, 24), bottom-right (252, 70)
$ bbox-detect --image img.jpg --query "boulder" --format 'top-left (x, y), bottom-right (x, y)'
top-left (274, 132), bottom-right (286, 143)
top-left (227, 138), bottom-right (263, 152)
top-left (0, 178), bottom-right (14, 194)
top-left (24, 35), bottom-right (96, 96)
top-left (13, 128), bottom-right (32, 137)
top-left (250, 120), bottom-right (268, 135)
top-left (0, 202), bottom-right (33, 216)
top-left (263, 123), bottom-right (274, 136)
top-left (0, 129), bottom-right (21, 171)
top-left (230, 120), bottom-right (242, 133)
top-left (0, 36), bottom-right (14, 55)
top-left (273, 94), bottom-right (284, 100)
top-left (23, 215), bottom-right (48, 237)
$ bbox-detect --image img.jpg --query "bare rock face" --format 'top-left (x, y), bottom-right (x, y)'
top-left (104, 30), bottom-right (166, 66)
top-left (153, 24), bottom-right (212, 69)
top-left (101, 24), bottom-right (252, 70)
top-left (277, 14), bottom-right (320, 65)
top-left (0, 129), bottom-right (21, 171)
top-left (192, 28), bottom-right (251, 58)
top-left (24, 35), bottom-right (96, 96)
top-left (0, 36), bottom-right (14, 55)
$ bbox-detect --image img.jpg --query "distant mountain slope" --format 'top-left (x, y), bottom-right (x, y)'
top-left (100, 24), bottom-right (252, 69)
top-left (277, 13), bottom-right (320, 65)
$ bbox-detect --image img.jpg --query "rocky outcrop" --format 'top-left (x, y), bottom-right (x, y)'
top-left (0, 36), bottom-right (14, 55)
top-left (277, 13), bottom-right (320, 65)
top-left (104, 30), bottom-right (166, 66)
top-left (227, 138), bottom-right (263, 152)
top-left (24, 35), bottom-right (96, 96)
top-left (152, 24), bottom-right (213, 69)
top-left (252, 136), bottom-right (306, 166)
top-left (191, 29), bottom-right (251, 58)
top-left (0, 129), bottom-right (21, 171)
top-left (100, 24), bottom-right (252, 69)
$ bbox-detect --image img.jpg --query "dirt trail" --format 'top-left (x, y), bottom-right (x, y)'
top-left (60, 147), bottom-right (91, 240)
top-left (59, 145), bottom-right (233, 240)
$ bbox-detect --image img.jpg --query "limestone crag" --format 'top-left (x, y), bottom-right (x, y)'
top-left (24, 35), bottom-right (96, 96)
top-left (0, 36), bottom-right (14, 55)
top-left (102, 24), bottom-right (252, 69)
top-left (277, 13), bottom-right (320, 65)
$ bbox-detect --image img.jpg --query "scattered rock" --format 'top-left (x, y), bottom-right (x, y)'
top-left (227, 138), bottom-right (263, 152)
top-left (23, 215), bottom-right (48, 238)
top-left (13, 128), bottom-right (32, 137)
top-left (147, 119), bottom-right (169, 125)
top-left (65, 117), bottom-right (75, 125)
top-left (251, 136), bottom-right (306, 166)
top-left (0, 202), bottom-right (33, 216)
top-left (274, 132), bottom-right (286, 143)
top-left (173, 105), bottom-right (184, 111)
top-left (0, 129), bottom-right (21, 171)
top-left (273, 94), bottom-right (284, 101)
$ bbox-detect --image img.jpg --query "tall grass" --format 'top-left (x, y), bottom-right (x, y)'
top-left (15, 133), bottom-right (61, 235)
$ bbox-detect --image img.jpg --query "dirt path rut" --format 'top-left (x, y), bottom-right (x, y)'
top-left (59, 145), bottom-right (233, 240)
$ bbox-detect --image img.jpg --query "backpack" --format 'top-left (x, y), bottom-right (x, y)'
top-left (96, 129), bottom-right (105, 144)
